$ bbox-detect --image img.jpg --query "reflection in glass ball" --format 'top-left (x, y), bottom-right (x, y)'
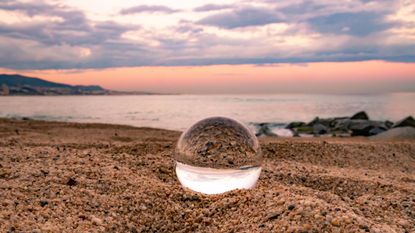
top-left (175, 117), bottom-right (262, 194)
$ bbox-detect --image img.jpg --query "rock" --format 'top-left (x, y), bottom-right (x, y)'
top-left (91, 215), bottom-right (103, 225)
top-left (295, 126), bottom-right (314, 134)
top-left (266, 211), bottom-right (281, 221)
top-left (313, 123), bottom-right (329, 135)
top-left (370, 127), bottom-right (415, 140)
top-left (255, 123), bottom-right (277, 137)
top-left (332, 119), bottom-right (351, 132)
top-left (39, 200), bottom-right (48, 207)
top-left (334, 119), bottom-right (387, 136)
top-left (285, 121), bottom-right (306, 129)
top-left (287, 204), bottom-right (295, 211)
top-left (392, 116), bottom-right (415, 128)
top-left (66, 177), bottom-right (78, 186)
top-left (306, 117), bottom-right (319, 127)
top-left (331, 217), bottom-right (341, 227)
top-left (351, 111), bottom-right (369, 120)
top-left (368, 127), bottom-right (386, 136)
top-left (385, 120), bottom-right (394, 129)
top-left (307, 116), bottom-right (348, 128)
top-left (349, 120), bottom-right (387, 136)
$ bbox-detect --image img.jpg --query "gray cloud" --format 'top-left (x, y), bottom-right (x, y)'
top-left (308, 12), bottom-right (394, 36)
top-left (0, 1), bottom-right (154, 69)
top-left (0, 0), bottom-right (414, 70)
top-left (120, 5), bottom-right (179, 15)
top-left (194, 4), bottom-right (233, 12)
top-left (198, 7), bottom-right (282, 28)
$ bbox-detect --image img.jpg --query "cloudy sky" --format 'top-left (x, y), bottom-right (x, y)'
top-left (0, 0), bottom-right (414, 93)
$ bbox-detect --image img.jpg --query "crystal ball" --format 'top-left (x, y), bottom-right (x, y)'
top-left (174, 116), bottom-right (262, 194)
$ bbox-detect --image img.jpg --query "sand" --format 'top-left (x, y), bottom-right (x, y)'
top-left (0, 118), bottom-right (414, 233)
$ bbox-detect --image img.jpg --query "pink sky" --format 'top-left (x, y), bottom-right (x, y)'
top-left (1, 60), bottom-right (414, 94)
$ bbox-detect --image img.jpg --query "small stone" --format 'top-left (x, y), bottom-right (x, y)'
top-left (140, 205), bottom-right (147, 211)
top-left (288, 204), bottom-right (295, 211)
top-left (266, 211), bottom-right (281, 221)
top-left (66, 177), bottom-right (78, 186)
top-left (360, 225), bottom-right (370, 232)
top-left (302, 223), bottom-right (312, 231)
top-left (91, 215), bottom-right (103, 225)
top-left (40, 170), bottom-right (49, 176)
top-left (191, 195), bottom-right (200, 201)
top-left (39, 200), bottom-right (48, 207)
top-left (331, 217), bottom-right (341, 227)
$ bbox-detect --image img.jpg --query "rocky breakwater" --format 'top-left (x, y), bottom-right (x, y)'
top-left (256, 111), bottom-right (415, 139)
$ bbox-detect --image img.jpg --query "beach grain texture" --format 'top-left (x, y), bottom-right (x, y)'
top-left (0, 118), bottom-right (414, 232)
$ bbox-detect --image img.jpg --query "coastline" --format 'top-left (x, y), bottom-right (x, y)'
top-left (0, 118), bottom-right (414, 232)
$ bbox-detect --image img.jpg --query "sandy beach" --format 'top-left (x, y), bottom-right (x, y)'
top-left (0, 118), bottom-right (414, 232)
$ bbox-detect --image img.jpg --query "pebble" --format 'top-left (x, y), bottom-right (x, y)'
top-left (66, 177), bottom-right (78, 186)
top-left (39, 200), bottom-right (48, 207)
top-left (331, 217), bottom-right (341, 227)
top-left (91, 215), bottom-right (103, 225)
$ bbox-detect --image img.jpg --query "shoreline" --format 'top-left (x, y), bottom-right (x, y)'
top-left (0, 118), bottom-right (414, 232)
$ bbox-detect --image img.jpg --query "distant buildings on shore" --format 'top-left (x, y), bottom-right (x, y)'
top-left (0, 83), bottom-right (109, 96)
top-left (0, 74), bottom-right (155, 96)
top-left (1, 84), bottom-right (9, 95)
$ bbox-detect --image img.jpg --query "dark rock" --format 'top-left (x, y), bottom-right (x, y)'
top-left (351, 111), bottom-right (369, 120)
top-left (313, 123), bottom-right (329, 135)
top-left (285, 121), bottom-right (306, 129)
top-left (332, 118), bottom-right (351, 132)
top-left (266, 211), bottom-right (281, 221)
top-left (306, 117), bottom-right (319, 127)
top-left (360, 225), bottom-right (370, 232)
top-left (307, 116), bottom-right (348, 128)
top-left (370, 127), bottom-right (415, 140)
top-left (66, 177), bottom-right (78, 186)
top-left (39, 200), bottom-right (48, 207)
top-left (349, 120), bottom-right (387, 136)
top-left (334, 119), bottom-right (387, 136)
top-left (255, 123), bottom-right (277, 137)
top-left (191, 195), bottom-right (200, 202)
top-left (40, 170), bottom-right (49, 176)
top-left (385, 120), bottom-right (394, 129)
top-left (368, 127), bottom-right (386, 136)
top-left (287, 204), bottom-right (296, 211)
top-left (392, 116), bottom-right (415, 128)
top-left (295, 126), bottom-right (314, 134)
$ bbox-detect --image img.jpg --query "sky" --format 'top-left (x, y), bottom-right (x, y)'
top-left (0, 0), bottom-right (414, 93)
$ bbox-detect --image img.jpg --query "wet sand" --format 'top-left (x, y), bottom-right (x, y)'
top-left (0, 118), bottom-right (414, 232)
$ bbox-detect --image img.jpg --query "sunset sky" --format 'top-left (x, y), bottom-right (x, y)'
top-left (0, 0), bottom-right (414, 93)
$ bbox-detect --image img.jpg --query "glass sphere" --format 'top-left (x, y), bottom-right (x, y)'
top-left (175, 116), bottom-right (262, 194)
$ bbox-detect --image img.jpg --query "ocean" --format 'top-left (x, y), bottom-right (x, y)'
top-left (0, 93), bottom-right (414, 131)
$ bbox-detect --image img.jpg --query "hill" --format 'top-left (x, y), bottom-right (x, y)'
top-left (0, 74), bottom-right (153, 96)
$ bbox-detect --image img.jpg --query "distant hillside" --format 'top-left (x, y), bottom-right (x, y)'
top-left (1, 74), bottom-right (74, 89)
top-left (0, 74), bottom-right (154, 96)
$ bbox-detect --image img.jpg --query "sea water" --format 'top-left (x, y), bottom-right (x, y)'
top-left (1, 93), bottom-right (413, 131)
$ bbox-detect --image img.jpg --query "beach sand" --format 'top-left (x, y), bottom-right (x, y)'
top-left (0, 118), bottom-right (414, 232)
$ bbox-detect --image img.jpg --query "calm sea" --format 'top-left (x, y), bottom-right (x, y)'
top-left (0, 93), bottom-right (414, 131)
